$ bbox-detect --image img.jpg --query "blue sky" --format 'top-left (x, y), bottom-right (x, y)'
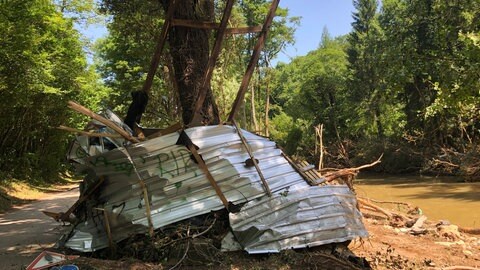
top-left (79, 1), bottom-right (355, 64)
top-left (277, 1), bottom-right (355, 63)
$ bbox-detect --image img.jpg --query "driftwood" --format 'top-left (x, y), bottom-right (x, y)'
top-left (323, 155), bottom-right (383, 183)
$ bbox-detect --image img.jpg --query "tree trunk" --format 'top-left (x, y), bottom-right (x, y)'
top-left (161, 0), bottom-right (220, 125)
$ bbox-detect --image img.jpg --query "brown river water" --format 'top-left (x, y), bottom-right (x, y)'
top-left (355, 174), bottom-right (480, 227)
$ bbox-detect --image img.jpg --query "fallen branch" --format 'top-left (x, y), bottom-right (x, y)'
top-left (323, 155), bottom-right (383, 183)
top-left (357, 196), bottom-right (414, 209)
top-left (358, 198), bottom-right (393, 219)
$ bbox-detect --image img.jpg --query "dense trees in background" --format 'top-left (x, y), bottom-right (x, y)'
top-left (0, 0), bottom-right (110, 181)
top-left (272, 0), bottom-right (480, 173)
top-left (1, 0), bottom-right (479, 181)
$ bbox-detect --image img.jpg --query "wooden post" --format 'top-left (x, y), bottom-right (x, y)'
top-left (120, 148), bottom-right (155, 237)
top-left (141, 0), bottom-right (178, 94)
top-left (95, 208), bottom-right (116, 256)
top-left (264, 57), bottom-right (271, 137)
top-left (232, 120), bottom-right (272, 196)
top-left (317, 124), bottom-right (324, 172)
top-left (227, 0), bottom-right (280, 123)
top-left (189, 0), bottom-right (235, 126)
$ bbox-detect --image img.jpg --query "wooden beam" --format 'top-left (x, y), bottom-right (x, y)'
top-left (141, 0), bottom-right (178, 94)
top-left (228, 0), bottom-right (280, 122)
top-left (188, 144), bottom-right (230, 208)
top-left (225, 26), bottom-right (262, 35)
top-left (189, 0), bottom-right (235, 126)
top-left (94, 207), bottom-right (116, 255)
top-left (232, 120), bottom-right (272, 196)
top-left (121, 147), bottom-right (155, 237)
top-left (147, 122), bottom-right (183, 139)
top-left (171, 18), bottom-right (262, 35)
top-left (171, 19), bottom-right (219, 29)
top-left (67, 101), bottom-right (140, 143)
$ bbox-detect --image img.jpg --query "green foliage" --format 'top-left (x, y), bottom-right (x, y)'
top-left (380, 0), bottom-right (480, 146)
top-left (270, 0), bottom-right (480, 170)
top-left (270, 32), bottom-right (350, 155)
top-left (96, 0), bottom-right (298, 127)
top-left (0, 0), bottom-right (109, 181)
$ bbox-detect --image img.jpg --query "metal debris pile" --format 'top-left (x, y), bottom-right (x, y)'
top-left (53, 102), bottom-right (367, 255)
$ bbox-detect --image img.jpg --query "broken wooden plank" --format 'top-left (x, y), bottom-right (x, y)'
top-left (147, 122), bottom-right (183, 139)
top-left (228, 0), bottom-right (280, 122)
top-left (42, 176), bottom-right (106, 223)
top-left (120, 147), bottom-right (155, 237)
top-left (68, 101), bottom-right (140, 143)
top-left (226, 26), bottom-right (262, 35)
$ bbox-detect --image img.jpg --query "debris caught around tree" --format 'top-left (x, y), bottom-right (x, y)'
top-left (53, 104), bottom-right (368, 255)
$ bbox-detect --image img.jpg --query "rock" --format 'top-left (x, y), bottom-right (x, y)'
top-left (412, 215), bottom-right (427, 230)
top-left (410, 228), bottom-right (427, 235)
top-left (435, 240), bottom-right (465, 247)
top-left (436, 220), bottom-right (451, 226)
top-left (463, 249), bottom-right (473, 256)
top-left (435, 241), bottom-right (456, 247)
top-left (437, 225), bottom-right (461, 240)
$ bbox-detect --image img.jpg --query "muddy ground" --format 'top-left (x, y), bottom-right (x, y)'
top-left (0, 185), bottom-right (479, 270)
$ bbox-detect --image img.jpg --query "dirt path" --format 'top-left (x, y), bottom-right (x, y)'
top-left (0, 188), bottom-right (78, 270)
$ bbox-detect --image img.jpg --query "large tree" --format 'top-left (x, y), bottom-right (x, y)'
top-left (160, 0), bottom-right (220, 125)
top-left (98, 0), bottom-right (297, 127)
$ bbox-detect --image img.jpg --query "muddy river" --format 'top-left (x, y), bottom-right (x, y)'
top-left (355, 174), bottom-right (480, 227)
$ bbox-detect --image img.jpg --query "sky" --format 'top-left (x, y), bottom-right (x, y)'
top-left (276, 1), bottom-right (355, 63)
top-left (79, 1), bottom-right (355, 64)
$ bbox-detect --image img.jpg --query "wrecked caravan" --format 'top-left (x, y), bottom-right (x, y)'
top-left (57, 108), bottom-right (367, 253)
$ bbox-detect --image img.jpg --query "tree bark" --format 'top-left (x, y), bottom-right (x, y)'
top-left (161, 0), bottom-right (220, 125)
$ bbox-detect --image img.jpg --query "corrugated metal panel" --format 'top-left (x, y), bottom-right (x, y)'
top-left (64, 126), bottom-right (307, 251)
top-left (229, 185), bottom-right (368, 253)
top-left (63, 125), bottom-right (367, 253)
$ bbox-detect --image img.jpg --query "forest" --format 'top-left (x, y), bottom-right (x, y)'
top-left (1, 0), bottom-right (479, 183)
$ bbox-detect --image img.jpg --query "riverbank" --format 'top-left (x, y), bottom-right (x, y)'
top-left (1, 176), bottom-right (479, 269)
top-left (61, 208), bottom-right (480, 269)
